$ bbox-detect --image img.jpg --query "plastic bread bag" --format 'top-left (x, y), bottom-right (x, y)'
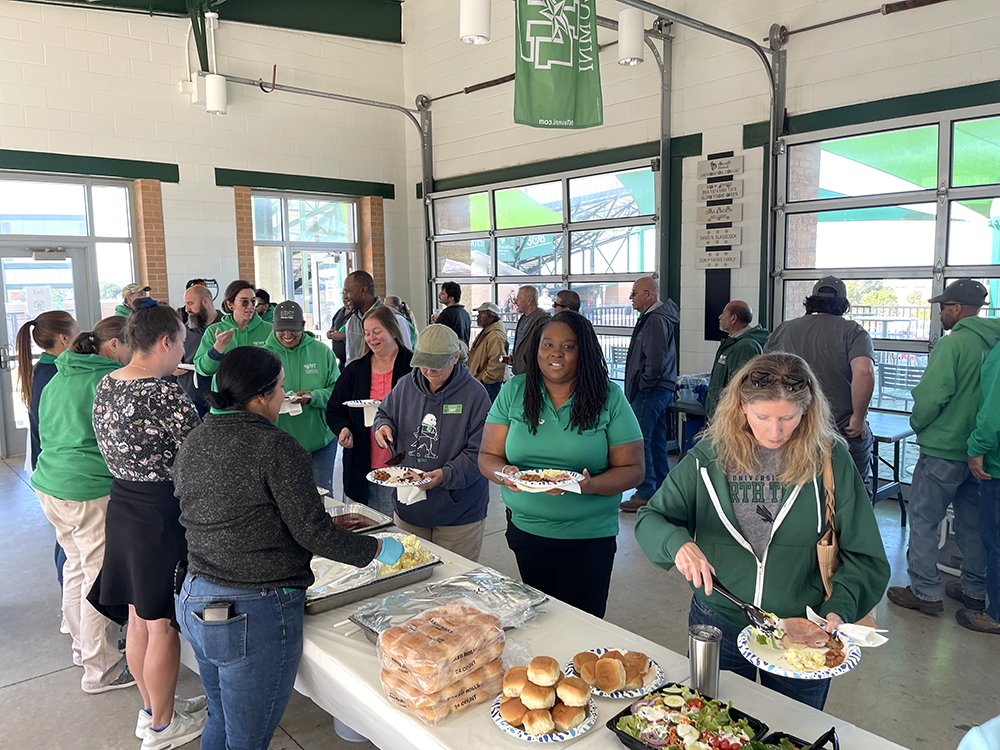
top-left (380, 658), bottom-right (503, 726)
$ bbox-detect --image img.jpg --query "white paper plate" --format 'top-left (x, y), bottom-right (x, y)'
top-left (563, 648), bottom-right (663, 699)
top-left (489, 695), bottom-right (597, 743)
top-left (176, 363), bottom-right (195, 371)
top-left (510, 470), bottom-right (584, 491)
top-left (736, 625), bottom-right (861, 680)
top-left (366, 467), bottom-right (432, 488)
top-left (344, 399), bottom-right (381, 408)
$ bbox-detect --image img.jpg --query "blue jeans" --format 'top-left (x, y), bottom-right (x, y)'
top-left (311, 440), bottom-right (337, 493)
top-left (484, 381), bottom-right (502, 403)
top-left (907, 454), bottom-right (987, 601)
top-left (843, 421), bottom-right (874, 501)
top-left (980, 478), bottom-right (1000, 621)
top-left (688, 595), bottom-right (831, 710)
top-left (368, 483), bottom-right (396, 518)
top-left (630, 387), bottom-right (674, 498)
top-left (176, 575), bottom-right (305, 750)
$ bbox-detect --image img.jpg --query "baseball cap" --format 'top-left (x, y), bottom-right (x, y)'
top-left (474, 302), bottom-right (501, 315)
top-left (928, 279), bottom-right (988, 307)
top-left (411, 324), bottom-right (461, 370)
top-left (272, 300), bottom-right (305, 331)
top-left (812, 276), bottom-right (847, 299)
top-left (122, 283), bottom-right (151, 297)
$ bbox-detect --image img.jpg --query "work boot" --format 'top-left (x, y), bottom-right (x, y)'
top-left (945, 581), bottom-right (986, 611)
top-left (886, 586), bottom-right (943, 615)
top-left (956, 608), bottom-right (1000, 635)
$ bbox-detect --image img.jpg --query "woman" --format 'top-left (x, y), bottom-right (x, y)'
top-left (478, 311), bottom-right (645, 616)
top-left (385, 294), bottom-right (418, 346)
top-left (173, 346), bottom-right (402, 750)
top-left (374, 324), bottom-right (492, 561)
top-left (264, 300), bottom-right (340, 492)
top-left (29, 316), bottom-right (131, 695)
top-left (193, 279), bottom-right (272, 379)
top-left (634, 352), bottom-right (890, 710)
top-left (90, 301), bottom-right (205, 749)
top-left (326, 306), bottom-right (412, 515)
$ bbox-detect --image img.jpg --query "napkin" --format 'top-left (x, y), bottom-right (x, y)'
top-left (805, 605), bottom-right (888, 647)
top-left (279, 398), bottom-right (302, 416)
top-left (396, 484), bottom-right (427, 505)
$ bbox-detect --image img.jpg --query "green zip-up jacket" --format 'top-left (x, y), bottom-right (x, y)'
top-left (909, 316), bottom-right (1000, 462)
top-left (635, 439), bottom-right (889, 627)
top-left (264, 331), bottom-right (339, 453)
top-left (705, 325), bottom-right (770, 418)
top-left (113, 303), bottom-right (131, 317)
top-left (193, 312), bottom-right (273, 378)
top-left (968, 342), bottom-right (1000, 476)
top-left (30, 350), bottom-right (121, 501)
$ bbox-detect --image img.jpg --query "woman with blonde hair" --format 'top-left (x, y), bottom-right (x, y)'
top-left (635, 352), bottom-right (889, 709)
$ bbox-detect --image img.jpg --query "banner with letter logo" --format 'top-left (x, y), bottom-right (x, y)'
top-left (514, 0), bottom-right (603, 129)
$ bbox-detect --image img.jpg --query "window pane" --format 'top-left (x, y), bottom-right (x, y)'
top-left (785, 204), bottom-right (936, 269)
top-left (434, 193), bottom-right (490, 235)
top-left (873, 351), bottom-right (928, 412)
top-left (495, 182), bottom-right (562, 230)
top-left (252, 196), bottom-right (282, 241)
top-left (787, 125), bottom-right (938, 202)
top-left (436, 239), bottom-right (491, 276)
top-left (497, 282), bottom-right (562, 324)
top-left (96, 243), bottom-right (134, 318)
top-left (948, 199), bottom-right (1000, 265)
top-left (434, 283), bottom-right (491, 332)
top-left (569, 168), bottom-right (655, 221)
top-left (570, 226), bottom-right (655, 275)
top-left (92, 185), bottom-right (130, 238)
top-left (0, 180), bottom-right (87, 235)
top-left (953, 115), bottom-right (1000, 187)
top-left (254, 245), bottom-right (285, 301)
top-left (596, 334), bottom-right (631, 384)
top-left (498, 234), bottom-right (562, 275)
top-left (571, 282), bottom-right (638, 328)
top-left (288, 198), bottom-right (355, 243)
top-left (295, 250), bottom-right (353, 332)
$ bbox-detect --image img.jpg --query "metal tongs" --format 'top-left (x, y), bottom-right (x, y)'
top-left (709, 573), bottom-right (780, 637)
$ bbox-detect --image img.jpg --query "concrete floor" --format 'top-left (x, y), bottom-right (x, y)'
top-left (1, 451), bottom-right (997, 750)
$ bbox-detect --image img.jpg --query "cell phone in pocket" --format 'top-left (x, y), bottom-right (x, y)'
top-left (202, 601), bottom-right (234, 621)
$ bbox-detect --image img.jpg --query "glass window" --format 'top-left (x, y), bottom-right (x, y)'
top-left (952, 115), bottom-right (1000, 187)
top-left (434, 283), bottom-right (491, 325)
top-left (948, 199), bottom-right (1000, 266)
top-left (0, 180), bottom-right (87, 236)
top-left (91, 185), bottom-right (130, 238)
top-left (786, 125), bottom-right (938, 202)
top-left (288, 198), bottom-right (355, 243)
top-left (569, 168), bottom-right (655, 221)
top-left (254, 246), bottom-right (285, 303)
top-left (434, 193), bottom-right (490, 235)
top-left (497, 234), bottom-right (561, 275)
top-left (96, 242), bottom-right (135, 318)
top-left (570, 226), bottom-right (655, 275)
top-left (873, 351), bottom-right (928, 412)
top-left (571, 282), bottom-right (638, 328)
top-left (495, 182), bottom-right (562, 230)
top-left (437, 239), bottom-right (491, 276)
top-left (596, 334), bottom-right (632, 384)
top-left (252, 196), bottom-right (282, 241)
top-left (785, 204), bottom-right (936, 269)
top-left (497, 282), bottom-right (562, 324)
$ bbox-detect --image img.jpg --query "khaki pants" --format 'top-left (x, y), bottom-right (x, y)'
top-left (393, 516), bottom-right (486, 562)
top-left (35, 490), bottom-right (124, 692)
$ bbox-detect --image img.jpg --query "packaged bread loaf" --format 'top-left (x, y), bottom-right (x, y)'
top-left (378, 600), bottom-right (504, 694)
top-left (380, 658), bottom-right (504, 725)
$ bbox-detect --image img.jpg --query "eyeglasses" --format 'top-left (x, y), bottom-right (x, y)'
top-left (234, 298), bottom-right (259, 308)
top-left (553, 302), bottom-right (569, 310)
top-left (748, 371), bottom-right (808, 393)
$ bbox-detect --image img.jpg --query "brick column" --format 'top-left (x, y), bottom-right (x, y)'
top-left (133, 180), bottom-right (168, 302)
top-left (359, 196), bottom-right (385, 295)
top-left (234, 186), bottom-right (256, 284)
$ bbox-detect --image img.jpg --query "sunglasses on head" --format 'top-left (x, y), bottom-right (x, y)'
top-left (748, 370), bottom-right (808, 393)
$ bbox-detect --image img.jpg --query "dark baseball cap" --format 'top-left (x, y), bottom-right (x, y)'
top-left (812, 276), bottom-right (847, 299)
top-left (928, 279), bottom-right (988, 307)
top-left (272, 300), bottom-right (305, 331)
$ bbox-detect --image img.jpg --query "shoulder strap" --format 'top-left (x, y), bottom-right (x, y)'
top-left (822, 440), bottom-right (836, 532)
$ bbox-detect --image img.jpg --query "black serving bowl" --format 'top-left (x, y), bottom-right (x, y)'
top-left (760, 728), bottom-right (839, 749)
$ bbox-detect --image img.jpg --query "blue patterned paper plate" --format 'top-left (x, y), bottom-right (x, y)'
top-left (510, 470), bottom-right (585, 491)
top-left (737, 625), bottom-right (861, 680)
top-left (563, 648), bottom-right (664, 699)
top-left (490, 695), bottom-right (598, 743)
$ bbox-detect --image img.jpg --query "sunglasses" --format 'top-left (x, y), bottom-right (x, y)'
top-left (234, 297), bottom-right (259, 308)
top-left (552, 302), bottom-right (569, 310)
top-left (748, 370), bottom-right (808, 393)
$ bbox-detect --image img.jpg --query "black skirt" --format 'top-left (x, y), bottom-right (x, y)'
top-left (88, 478), bottom-right (186, 627)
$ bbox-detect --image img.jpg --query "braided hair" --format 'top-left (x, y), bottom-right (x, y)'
top-left (522, 311), bottom-right (608, 434)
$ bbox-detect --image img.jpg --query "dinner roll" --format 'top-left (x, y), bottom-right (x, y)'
top-left (503, 666), bottom-right (529, 698)
top-left (624, 665), bottom-right (645, 690)
top-left (572, 651), bottom-right (598, 674)
top-left (552, 702), bottom-right (587, 732)
top-left (519, 682), bottom-right (556, 710)
top-left (622, 650), bottom-right (650, 674)
top-left (526, 656), bottom-right (561, 687)
top-left (498, 697), bottom-right (528, 727)
top-left (556, 676), bottom-right (590, 707)
top-left (594, 657), bottom-right (626, 692)
top-left (578, 660), bottom-right (597, 686)
top-left (603, 650), bottom-right (626, 664)
top-left (522, 709), bottom-right (555, 736)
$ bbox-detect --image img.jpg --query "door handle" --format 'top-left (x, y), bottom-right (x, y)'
top-left (0, 346), bottom-right (12, 371)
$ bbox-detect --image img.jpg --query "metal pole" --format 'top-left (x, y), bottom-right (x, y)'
top-left (659, 29), bottom-right (673, 302)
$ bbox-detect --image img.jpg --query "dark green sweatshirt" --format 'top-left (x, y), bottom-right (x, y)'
top-left (706, 325), bottom-right (770, 418)
top-left (193, 312), bottom-right (273, 377)
top-left (264, 331), bottom-right (339, 453)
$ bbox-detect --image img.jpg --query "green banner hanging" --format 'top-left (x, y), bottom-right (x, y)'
top-left (514, 0), bottom-right (603, 130)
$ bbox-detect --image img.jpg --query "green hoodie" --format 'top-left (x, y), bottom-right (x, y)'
top-left (968, 342), bottom-right (1000, 476)
top-left (30, 350), bottom-right (121, 501)
top-left (634, 439), bottom-right (889, 627)
top-left (193, 312), bottom-right (273, 377)
top-left (113, 303), bottom-right (131, 317)
top-left (264, 331), bottom-right (339, 452)
top-left (705, 325), bottom-right (770, 418)
top-left (909, 316), bottom-right (1000, 462)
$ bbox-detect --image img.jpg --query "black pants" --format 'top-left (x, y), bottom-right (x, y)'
top-left (505, 510), bottom-right (617, 618)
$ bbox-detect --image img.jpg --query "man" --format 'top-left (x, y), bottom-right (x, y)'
top-left (765, 276), bottom-right (876, 495)
top-left (114, 283), bottom-right (150, 317)
top-left (553, 289), bottom-right (581, 313)
top-left (434, 281), bottom-right (471, 344)
top-left (887, 279), bottom-right (999, 616)
top-left (705, 300), bottom-right (769, 419)
top-left (342, 270), bottom-right (412, 363)
top-left (179, 284), bottom-right (223, 416)
top-left (621, 276), bottom-right (679, 512)
top-left (255, 288), bottom-right (275, 323)
top-left (511, 285), bottom-right (551, 376)
top-left (467, 302), bottom-right (509, 401)
top-left (326, 288), bottom-right (350, 372)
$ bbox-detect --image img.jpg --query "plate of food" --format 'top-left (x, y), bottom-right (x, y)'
top-left (736, 619), bottom-right (861, 680)
top-left (564, 649), bottom-right (663, 700)
top-left (510, 469), bottom-right (584, 492)
top-left (491, 694), bottom-right (598, 743)
top-left (343, 399), bottom-right (382, 408)
top-left (366, 467), bottom-right (432, 487)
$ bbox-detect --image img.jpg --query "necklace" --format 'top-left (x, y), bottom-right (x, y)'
top-left (128, 364), bottom-right (155, 375)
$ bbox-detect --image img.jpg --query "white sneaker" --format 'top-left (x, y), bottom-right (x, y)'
top-left (135, 697), bottom-right (208, 739)
top-left (140, 710), bottom-right (206, 750)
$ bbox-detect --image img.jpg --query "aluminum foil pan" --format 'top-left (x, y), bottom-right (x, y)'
top-left (327, 503), bottom-right (392, 534)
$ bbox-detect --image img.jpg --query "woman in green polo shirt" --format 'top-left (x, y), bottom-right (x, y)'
top-left (479, 311), bottom-right (644, 618)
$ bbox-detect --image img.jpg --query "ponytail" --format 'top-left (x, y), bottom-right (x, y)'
top-left (15, 311), bottom-right (78, 407)
top-left (72, 316), bottom-right (128, 356)
top-left (207, 347), bottom-right (282, 412)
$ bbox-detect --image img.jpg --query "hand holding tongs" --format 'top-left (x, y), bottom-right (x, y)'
top-left (709, 573), bottom-right (780, 637)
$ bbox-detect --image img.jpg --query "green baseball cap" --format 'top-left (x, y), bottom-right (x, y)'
top-left (411, 324), bottom-right (461, 370)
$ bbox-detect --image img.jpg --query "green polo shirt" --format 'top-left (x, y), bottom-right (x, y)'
top-left (486, 375), bottom-right (643, 540)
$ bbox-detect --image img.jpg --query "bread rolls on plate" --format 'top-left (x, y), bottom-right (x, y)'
top-left (552, 702), bottom-right (587, 733)
top-left (498, 697), bottom-right (528, 727)
top-left (577, 660), bottom-right (597, 686)
top-left (594, 657), bottom-right (626, 692)
top-left (622, 650), bottom-right (650, 674)
top-left (555, 676), bottom-right (590, 707)
top-left (572, 651), bottom-right (598, 674)
top-left (522, 709), bottom-right (555, 736)
top-left (623, 664), bottom-right (645, 690)
top-left (526, 656), bottom-right (561, 687)
top-left (520, 682), bottom-right (556, 711)
top-left (502, 666), bottom-right (529, 698)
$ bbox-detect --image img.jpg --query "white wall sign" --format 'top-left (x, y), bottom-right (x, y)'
top-left (697, 155), bottom-right (744, 179)
top-left (696, 227), bottom-right (742, 247)
top-left (697, 204), bottom-right (743, 224)
top-left (27, 286), bottom-right (52, 315)
top-left (697, 180), bottom-right (743, 202)
top-left (696, 251), bottom-right (742, 269)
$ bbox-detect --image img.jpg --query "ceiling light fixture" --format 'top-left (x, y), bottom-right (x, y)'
top-left (460, 0), bottom-right (491, 44)
top-left (617, 8), bottom-right (645, 66)
top-left (204, 12), bottom-right (227, 114)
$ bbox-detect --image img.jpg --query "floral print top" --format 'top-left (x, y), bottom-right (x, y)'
top-left (93, 376), bottom-right (201, 483)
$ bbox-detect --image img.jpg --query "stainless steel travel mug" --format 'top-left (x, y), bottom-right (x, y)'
top-left (688, 624), bottom-right (722, 698)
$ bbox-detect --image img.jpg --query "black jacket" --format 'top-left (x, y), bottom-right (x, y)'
top-left (625, 299), bottom-right (680, 401)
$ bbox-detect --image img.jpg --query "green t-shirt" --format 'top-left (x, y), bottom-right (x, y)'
top-left (486, 375), bottom-right (643, 539)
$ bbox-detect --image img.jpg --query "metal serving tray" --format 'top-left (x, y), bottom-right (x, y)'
top-left (327, 503), bottom-right (392, 534)
top-left (305, 557), bottom-right (442, 615)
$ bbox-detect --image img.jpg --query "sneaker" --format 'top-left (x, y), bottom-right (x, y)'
top-left (141, 710), bottom-right (206, 750)
top-left (136, 696), bottom-right (208, 739)
top-left (956, 608), bottom-right (1000, 634)
top-left (82, 665), bottom-right (136, 694)
top-left (886, 585), bottom-right (943, 615)
top-left (60, 617), bottom-right (70, 634)
top-left (945, 581), bottom-right (986, 611)
top-left (619, 497), bottom-right (648, 513)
